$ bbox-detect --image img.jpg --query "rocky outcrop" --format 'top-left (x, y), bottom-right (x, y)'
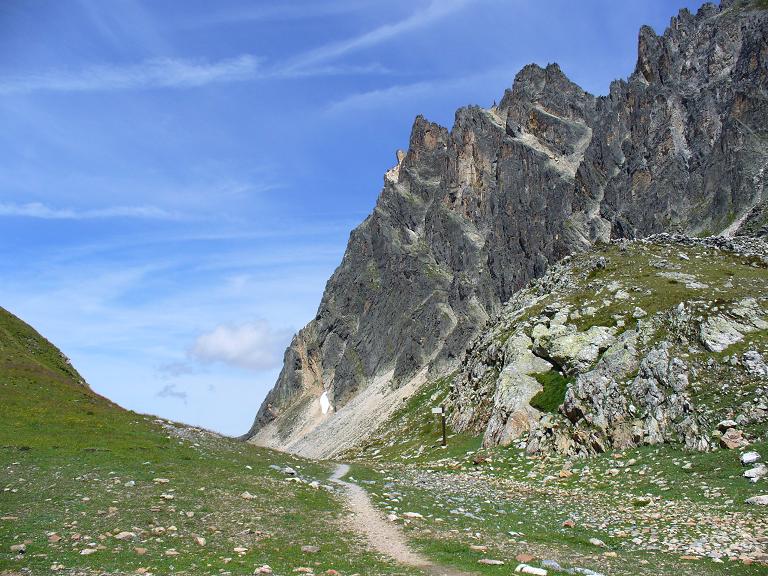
top-left (450, 234), bottom-right (768, 456)
top-left (246, 1), bottom-right (768, 457)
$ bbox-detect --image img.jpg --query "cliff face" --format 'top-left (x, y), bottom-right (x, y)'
top-left (245, 1), bottom-right (768, 457)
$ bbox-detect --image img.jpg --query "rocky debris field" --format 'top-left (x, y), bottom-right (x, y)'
top-left (451, 234), bottom-right (768, 457)
top-left (347, 438), bottom-right (768, 576)
top-left (342, 234), bottom-right (767, 575)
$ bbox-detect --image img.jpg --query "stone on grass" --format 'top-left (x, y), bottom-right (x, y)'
top-left (720, 428), bottom-right (748, 450)
top-left (741, 451), bottom-right (761, 466)
top-left (516, 553), bottom-right (535, 562)
top-left (402, 512), bottom-right (423, 519)
top-left (744, 464), bottom-right (767, 482)
top-left (588, 537), bottom-right (607, 547)
top-left (515, 565), bottom-right (547, 575)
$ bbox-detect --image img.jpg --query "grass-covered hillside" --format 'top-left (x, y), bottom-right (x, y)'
top-left (0, 307), bottom-right (417, 576)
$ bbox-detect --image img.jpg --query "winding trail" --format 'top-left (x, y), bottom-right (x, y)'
top-left (330, 464), bottom-right (473, 576)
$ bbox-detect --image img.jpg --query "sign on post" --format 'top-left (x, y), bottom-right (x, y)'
top-left (432, 405), bottom-right (447, 446)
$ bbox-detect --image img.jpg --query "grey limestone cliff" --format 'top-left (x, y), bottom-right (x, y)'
top-left (245, 1), bottom-right (768, 457)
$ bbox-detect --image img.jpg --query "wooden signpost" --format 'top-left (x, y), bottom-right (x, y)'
top-left (432, 405), bottom-right (447, 447)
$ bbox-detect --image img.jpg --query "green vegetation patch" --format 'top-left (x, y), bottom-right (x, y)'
top-left (529, 371), bottom-right (572, 413)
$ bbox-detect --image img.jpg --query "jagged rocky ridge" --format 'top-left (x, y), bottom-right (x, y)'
top-left (450, 233), bottom-right (768, 456)
top-left (246, 0), bottom-right (768, 457)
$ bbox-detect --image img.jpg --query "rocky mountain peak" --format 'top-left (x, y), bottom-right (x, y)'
top-left (245, 1), bottom-right (768, 458)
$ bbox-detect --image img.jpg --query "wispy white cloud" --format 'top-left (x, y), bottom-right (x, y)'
top-left (271, 62), bottom-right (391, 79)
top-left (156, 383), bottom-right (188, 402)
top-left (327, 81), bottom-right (435, 114)
top-left (190, 321), bottom-right (292, 371)
top-left (325, 67), bottom-right (513, 114)
top-left (184, 1), bottom-right (378, 28)
top-left (0, 202), bottom-right (182, 220)
top-left (0, 55), bottom-right (261, 94)
top-left (0, 53), bottom-right (390, 95)
top-left (283, 0), bottom-right (473, 74)
top-left (0, 1), bottom-right (468, 95)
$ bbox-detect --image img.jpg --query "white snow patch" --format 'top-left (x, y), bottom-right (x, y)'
top-left (320, 391), bottom-right (331, 415)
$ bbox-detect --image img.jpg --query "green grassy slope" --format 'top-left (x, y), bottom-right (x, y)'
top-left (0, 307), bottom-right (418, 576)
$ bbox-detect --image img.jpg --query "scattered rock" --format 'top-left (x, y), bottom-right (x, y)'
top-left (301, 545), bottom-right (320, 553)
top-left (515, 565), bottom-right (547, 575)
top-left (402, 512), bottom-right (423, 519)
top-left (741, 451), bottom-right (761, 466)
top-left (745, 495), bottom-right (768, 506)
top-left (716, 419), bottom-right (739, 431)
top-left (478, 558), bottom-right (505, 565)
top-left (588, 537), bottom-right (607, 548)
top-left (743, 351), bottom-right (768, 376)
top-left (720, 428), bottom-right (749, 450)
top-left (744, 464), bottom-right (767, 482)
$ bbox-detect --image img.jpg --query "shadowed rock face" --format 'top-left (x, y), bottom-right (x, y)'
top-left (245, 1), bottom-right (768, 455)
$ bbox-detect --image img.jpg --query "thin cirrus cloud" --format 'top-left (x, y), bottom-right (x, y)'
top-left (156, 383), bottom-right (188, 402)
top-left (189, 320), bottom-right (293, 372)
top-left (280, 0), bottom-right (474, 74)
top-left (325, 67), bottom-right (514, 114)
top-left (0, 202), bottom-right (182, 220)
top-left (0, 54), bottom-right (385, 95)
top-left (0, 55), bottom-right (261, 94)
top-left (184, 1), bottom-right (380, 28)
top-left (0, 1), bottom-right (472, 95)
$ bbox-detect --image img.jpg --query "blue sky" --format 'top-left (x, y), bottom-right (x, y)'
top-left (0, 0), bottom-right (707, 435)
